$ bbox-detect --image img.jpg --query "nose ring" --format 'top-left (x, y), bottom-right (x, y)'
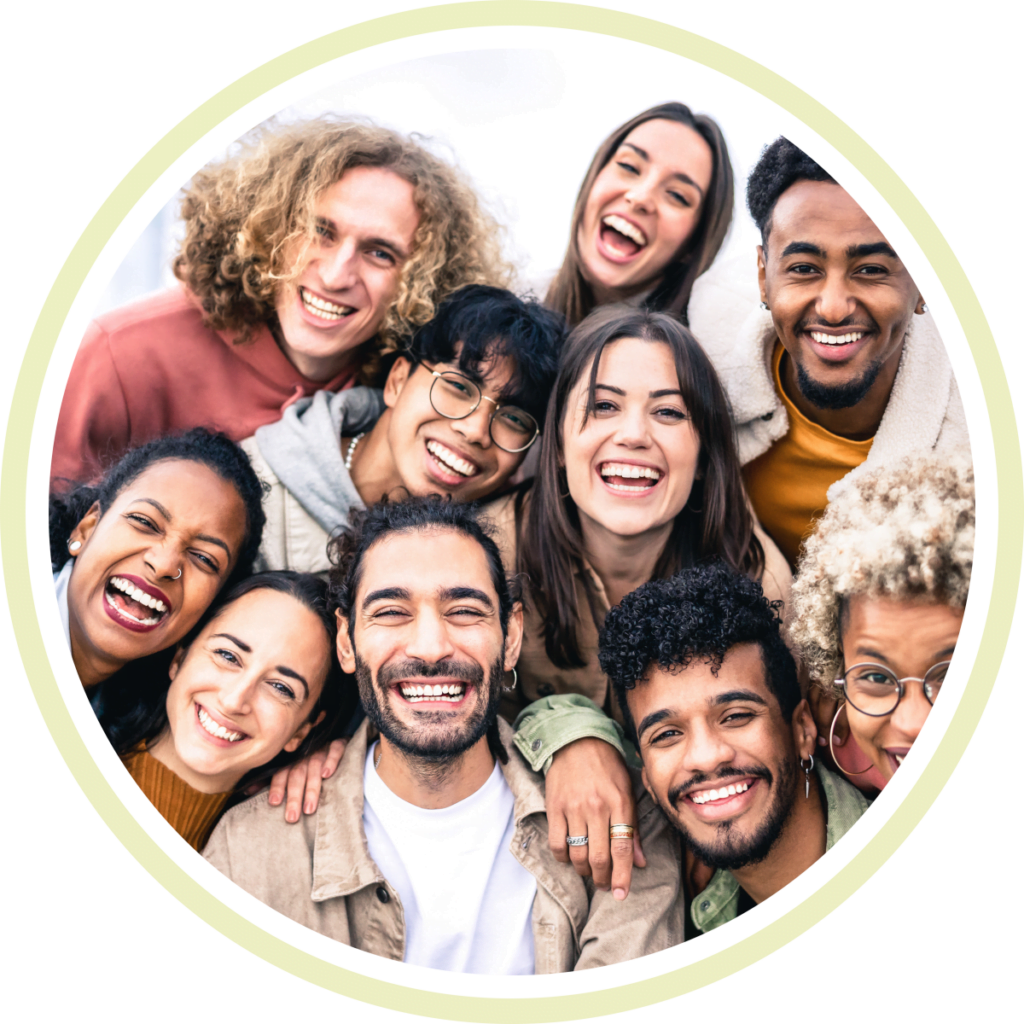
top-left (173, 568), bottom-right (182, 580)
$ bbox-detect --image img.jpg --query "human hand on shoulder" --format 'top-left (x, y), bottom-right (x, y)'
top-left (248, 738), bottom-right (348, 822)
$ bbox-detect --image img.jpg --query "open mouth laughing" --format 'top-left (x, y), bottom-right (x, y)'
top-left (599, 213), bottom-right (648, 260)
top-left (103, 574), bottom-right (171, 632)
top-left (599, 460), bottom-right (663, 495)
top-left (425, 439), bottom-right (480, 484)
top-left (196, 703), bottom-right (247, 743)
top-left (299, 286), bottom-right (354, 323)
top-left (680, 776), bottom-right (762, 820)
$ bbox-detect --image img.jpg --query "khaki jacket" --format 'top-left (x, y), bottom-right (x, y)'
top-left (204, 718), bottom-right (679, 972)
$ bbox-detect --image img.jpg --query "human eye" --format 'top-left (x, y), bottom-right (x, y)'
top-left (593, 398), bottom-right (619, 415)
top-left (440, 374), bottom-right (474, 397)
top-left (367, 246), bottom-right (396, 265)
top-left (654, 405), bottom-right (688, 421)
top-left (268, 679), bottom-right (297, 701)
top-left (124, 512), bottom-right (158, 531)
top-left (721, 709), bottom-right (756, 726)
top-left (314, 218), bottom-right (334, 242)
top-left (667, 189), bottom-right (693, 208)
top-left (615, 159), bottom-right (640, 175)
top-left (787, 262), bottom-right (820, 275)
top-left (190, 549), bottom-right (222, 574)
top-left (370, 606), bottom-right (409, 622)
top-left (449, 605), bottom-right (486, 622)
top-left (853, 263), bottom-right (888, 276)
top-left (214, 647), bottom-right (241, 667)
top-left (649, 726), bottom-right (682, 744)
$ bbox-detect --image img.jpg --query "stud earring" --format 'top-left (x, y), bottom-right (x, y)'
top-left (68, 540), bottom-right (82, 553)
top-left (502, 667), bottom-right (518, 693)
top-left (921, 303), bottom-right (929, 312)
top-left (759, 300), bottom-right (770, 311)
top-left (800, 754), bottom-right (815, 798)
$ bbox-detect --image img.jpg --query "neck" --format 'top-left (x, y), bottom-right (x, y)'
top-left (588, 274), bottom-right (660, 309)
top-left (373, 734), bottom-right (496, 810)
top-left (272, 323), bottom-right (364, 384)
top-left (779, 341), bottom-right (904, 442)
top-left (67, 613), bottom-right (123, 688)
top-left (578, 513), bottom-right (673, 607)
top-left (729, 772), bottom-right (827, 905)
top-left (347, 412), bottom-right (403, 504)
top-left (147, 727), bottom-right (242, 795)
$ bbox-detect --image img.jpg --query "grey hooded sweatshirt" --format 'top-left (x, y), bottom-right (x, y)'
top-left (241, 387), bottom-right (386, 575)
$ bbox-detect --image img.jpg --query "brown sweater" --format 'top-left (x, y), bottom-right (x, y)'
top-left (121, 746), bottom-right (231, 851)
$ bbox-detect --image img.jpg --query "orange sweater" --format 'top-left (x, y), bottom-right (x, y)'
top-left (121, 746), bottom-right (231, 852)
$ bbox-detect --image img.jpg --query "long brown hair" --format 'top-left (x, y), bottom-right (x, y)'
top-left (518, 307), bottom-right (763, 669)
top-left (545, 103), bottom-right (734, 328)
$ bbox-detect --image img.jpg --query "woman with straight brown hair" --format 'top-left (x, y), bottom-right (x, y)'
top-left (484, 305), bottom-right (790, 901)
top-left (545, 102), bottom-right (734, 327)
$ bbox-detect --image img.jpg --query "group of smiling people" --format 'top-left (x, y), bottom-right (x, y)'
top-left (49, 102), bottom-right (973, 973)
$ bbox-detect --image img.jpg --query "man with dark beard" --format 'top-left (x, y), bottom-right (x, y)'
top-left (694, 137), bottom-right (968, 569)
top-left (599, 561), bottom-right (870, 937)
top-left (206, 498), bottom-right (670, 973)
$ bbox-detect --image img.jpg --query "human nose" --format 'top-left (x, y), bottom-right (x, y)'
top-left (624, 173), bottom-right (656, 212)
top-left (681, 721), bottom-right (736, 775)
top-left (403, 610), bottom-right (457, 665)
top-left (144, 538), bottom-right (183, 582)
top-left (217, 673), bottom-right (256, 717)
top-left (451, 400), bottom-right (494, 448)
top-left (612, 404), bottom-right (652, 449)
top-left (315, 238), bottom-right (360, 292)
top-left (814, 270), bottom-right (857, 324)
top-left (889, 681), bottom-right (932, 742)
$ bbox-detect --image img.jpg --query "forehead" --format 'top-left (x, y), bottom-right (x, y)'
top-left (356, 527), bottom-right (499, 603)
top-left (435, 342), bottom-right (518, 396)
top-left (842, 595), bottom-right (963, 657)
top-left (618, 119), bottom-right (713, 184)
top-left (578, 337), bottom-right (679, 399)
top-left (627, 643), bottom-right (773, 719)
top-left (204, 588), bottom-right (319, 643)
top-left (116, 460), bottom-right (244, 521)
top-left (769, 180), bottom-right (887, 251)
top-left (316, 165), bottom-right (420, 238)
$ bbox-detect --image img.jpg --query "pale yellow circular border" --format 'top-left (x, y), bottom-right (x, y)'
top-left (4, 4), bottom-right (1019, 1019)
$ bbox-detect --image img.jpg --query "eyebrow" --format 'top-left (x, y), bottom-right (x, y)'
top-left (637, 707), bottom-right (673, 741)
top-left (855, 645), bottom-right (957, 663)
top-left (779, 241), bottom-right (900, 262)
top-left (276, 665), bottom-right (310, 700)
top-left (362, 587), bottom-right (411, 609)
top-left (621, 143), bottom-right (705, 198)
top-left (712, 690), bottom-right (769, 707)
top-left (440, 586), bottom-right (494, 609)
top-left (780, 241), bottom-right (826, 259)
top-left (212, 632), bottom-right (251, 653)
top-left (595, 384), bottom-right (684, 400)
top-left (132, 499), bottom-right (232, 559)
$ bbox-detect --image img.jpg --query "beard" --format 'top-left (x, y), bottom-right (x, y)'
top-left (355, 653), bottom-right (504, 768)
top-left (794, 357), bottom-right (883, 410)
top-left (664, 758), bottom-right (799, 871)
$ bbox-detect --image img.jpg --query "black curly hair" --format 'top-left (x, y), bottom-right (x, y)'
top-left (599, 559), bottom-right (800, 741)
top-left (403, 284), bottom-right (567, 428)
top-left (49, 427), bottom-right (267, 588)
top-left (746, 137), bottom-right (836, 249)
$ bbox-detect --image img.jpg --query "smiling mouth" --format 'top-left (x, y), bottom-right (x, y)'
top-left (299, 286), bottom-right (354, 322)
top-left (809, 330), bottom-right (867, 346)
top-left (600, 214), bottom-right (648, 257)
top-left (399, 682), bottom-right (469, 703)
top-left (103, 576), bottom-right (169, 628)
top-left (197, 704), bottom-right (247, 742)
top-left (599, 461), bottom-right (662, 493)
top-left (426, 439), bottom-right (479, 479)
top-left (688, 780), bottom-right (752, 805)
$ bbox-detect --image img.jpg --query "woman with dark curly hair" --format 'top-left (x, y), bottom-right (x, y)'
top-left (96, 571), bottom-right (355, 851)
top-left (52, 118), bottom-right (511, 488)
top-left (544, 102), bottom-right (733, 328)
top-left (50, 429), bottom-right (266, 688)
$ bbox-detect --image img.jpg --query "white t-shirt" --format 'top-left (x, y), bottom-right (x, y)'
top-left (54, 560), bottom-right (73, 648)
top-left (362, 746), bottom-right (537, 974)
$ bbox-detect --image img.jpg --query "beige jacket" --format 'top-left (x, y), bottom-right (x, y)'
top-left (204, 718), bottom-right (680, 972)
top-left (484, 493), bottom-right (793, 726)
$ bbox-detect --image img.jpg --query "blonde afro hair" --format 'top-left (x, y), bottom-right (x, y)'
top-left (789, 454), bottom-right (974, 692)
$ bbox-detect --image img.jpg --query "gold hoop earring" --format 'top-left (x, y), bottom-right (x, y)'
top-left (829, 703), bottom-right (871, 776)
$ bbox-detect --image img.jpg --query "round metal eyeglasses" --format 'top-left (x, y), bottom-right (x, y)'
top-left (421, 366), bottom-right (539, 453)
top-left (835, 661), bottom-right (950, 717)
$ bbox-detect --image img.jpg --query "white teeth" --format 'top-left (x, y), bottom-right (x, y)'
top-left (600, 463), bottom-right (662, 481)
top-left (300, 287), bottom-right (353, 321)
top-left (810, 331), bottom-right (866, 346)
top-left (894, 754), bottom-right (904, 765)
top-left (400, 682), bottom-right (466, 703)
top-left (691, 780), bottom-right (750, 805)
top-left (197, 706), bottom-right (244, 742)
top-left (602, 213), bottom-right (648, 247)
top-left (426, 440), bottom-right (477, 478)
top-left (103, 588), bottom-right (161, 625)
top-left (108, 576), bottom-right (168, 614)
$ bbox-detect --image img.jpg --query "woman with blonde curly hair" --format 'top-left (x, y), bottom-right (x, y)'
top-left (52, 117), bottom-right (509, 488)
top-left (789, 455), bottom-right (974, 793)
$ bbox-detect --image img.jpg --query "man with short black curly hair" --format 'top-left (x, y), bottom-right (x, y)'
top-left (598, 560), bottom-right (869, 937)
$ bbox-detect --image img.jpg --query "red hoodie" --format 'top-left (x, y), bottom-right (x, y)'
top-left (51, 287), bottom-right (358, 488)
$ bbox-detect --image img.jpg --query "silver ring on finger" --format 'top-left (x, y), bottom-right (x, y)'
top-left (566, 834), bottom-right (589, 846)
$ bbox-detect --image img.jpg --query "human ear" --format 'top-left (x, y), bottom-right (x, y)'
top-left (69, 501), bottom-right (102, 552)
top-left (640, 765), bottom-right (654, 801)
top-left (914, 296), bottom-right (928, 315)
top-left (283, 710), bottom-right (325, 754)
top-left (791, 698), bottom-right (818, 761)
top-left (167, 645), bottom-right (187, 682)
top-left (335, 609), bottom-right (356, 674)
top-left (756, 245), bottom-right (768, 305)
top-left (503, 602), bottom-right (525, 671)
top-left (382, 355), bottom-right (414, 409)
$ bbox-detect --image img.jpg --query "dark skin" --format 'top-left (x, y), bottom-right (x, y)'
top-left (757, 180), bottom-right (927, 442)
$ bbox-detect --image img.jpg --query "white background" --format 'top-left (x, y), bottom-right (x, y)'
top-left (94, 47), bottom-right (774, 315)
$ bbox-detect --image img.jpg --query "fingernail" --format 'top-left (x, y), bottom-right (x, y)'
top-left (304, 800), bottom-right (315, 814)
top-left (269, 794), bottom-right (281, 805)
top-left (817, 736), bottom-right (827, 746)
top-left (322, 768), bottom-right (331, 778)
top-left (613, 888), bottom-right (626, 901)
top-left (286, 810), bottom-right (298, 823)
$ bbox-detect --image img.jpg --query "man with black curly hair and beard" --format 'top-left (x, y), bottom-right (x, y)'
top-left (598, 559), bottom-right (869, 938)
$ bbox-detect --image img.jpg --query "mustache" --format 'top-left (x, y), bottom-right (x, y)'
top-left (668, 765), bottom-right (774, 807)
top-left (797, 313), bottom-right (878, 333)
top-left (376, 658), bottom-right (484, 688)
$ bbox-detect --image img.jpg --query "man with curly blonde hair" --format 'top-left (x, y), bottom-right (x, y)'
top-left (790, 454), bottom-right (973, 791)
top-left (52, 117), bottom-right (510, 488)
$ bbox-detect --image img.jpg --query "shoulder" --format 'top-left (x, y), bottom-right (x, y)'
top-left (91, 287), bottom-right (210, 339)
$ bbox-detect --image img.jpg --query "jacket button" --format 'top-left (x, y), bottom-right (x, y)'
top-left (700, 900), bottom-right (711, 911)
top-left (761, 411), bottom-right (774, 421)
top-left (376, 886), bottom-right (390, 904)
top-left (531, 739), bottom-right (542, 752)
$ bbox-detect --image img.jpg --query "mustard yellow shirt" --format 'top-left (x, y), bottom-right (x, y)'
top-left (743, 343), bottom-right (873, 568)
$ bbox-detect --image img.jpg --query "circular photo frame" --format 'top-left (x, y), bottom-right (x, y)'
top-left (6, 4), bottom-right (1015, 1019)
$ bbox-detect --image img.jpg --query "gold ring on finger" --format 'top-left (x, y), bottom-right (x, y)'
top-left (609, 824), bottom-right (635, 839)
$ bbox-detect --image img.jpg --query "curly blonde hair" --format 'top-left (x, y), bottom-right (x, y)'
top-left (789, 455), bottom-right (974, 692)
top-left (173, 117), bottom-right (511, 359)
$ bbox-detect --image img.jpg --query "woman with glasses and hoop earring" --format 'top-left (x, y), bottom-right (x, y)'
top-left (790, 454), bottom-right (974, 794)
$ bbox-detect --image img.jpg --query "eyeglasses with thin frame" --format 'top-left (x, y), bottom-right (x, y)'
top-left (836, 661), bottom-right (950, 717)
top-left (414, 360), bottom-right (539, 453)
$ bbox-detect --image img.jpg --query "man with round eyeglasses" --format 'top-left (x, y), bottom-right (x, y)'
top-left (239, 284), bottom-right (566, 576)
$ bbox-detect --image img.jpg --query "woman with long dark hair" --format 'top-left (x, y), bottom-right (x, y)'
top-left (485, 306), bottom-right (790, 898)
top-left (50, 428), bottom-right (266, 688)
top-left (96, 572), bottom-right (355, 850)
top-left (545, 103), bottom-right (733, 328)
